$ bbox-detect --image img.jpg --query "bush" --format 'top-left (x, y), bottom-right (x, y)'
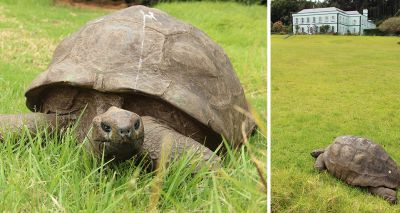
top-left (285, 23), bottom-right (293, 34)
top-left (319, 25), bottom-right (330, 34)
top-left (378, 17), bottom-right (400, 35)
top-left (272, 21), bottom-right (284, 33)
top-left (364, 29), bottom-right (387, 36)
top-left (294, 25), bottom-right (300, 34)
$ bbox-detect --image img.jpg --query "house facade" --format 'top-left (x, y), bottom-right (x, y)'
top-left (292, 7), bottom-right (376, 35)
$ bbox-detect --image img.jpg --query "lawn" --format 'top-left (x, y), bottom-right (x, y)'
top-left (272, 34), bottom-right (400, 211)
top-left (0, 0), bottom-right (266, 211)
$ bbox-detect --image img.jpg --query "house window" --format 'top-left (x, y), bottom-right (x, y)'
top-left (313, 17), bottom-right (315, 23)
top-left (307, 17), bottom-right (309, 23)
top-left (331, 16), bottom-right (335, 21)
top-left (319, 17), bottom-right (322, 23)
top-left (353, 28), bottom-right (356, 33)
top-left (325, 16), bottom-right (328, 22)
top-left (295, 18), bottom-right (298, 24)
top-left (301, 27), bottom-right (304, 33)
top-left (332, 26), bottom-right (335, 32)
top-left (353, 20), bottom-right (356, 25)
top-left (302, 18), bottom-right (304, 23)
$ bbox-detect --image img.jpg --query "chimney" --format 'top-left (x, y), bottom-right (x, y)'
top-left (363, 9), bottom-right (368, 17)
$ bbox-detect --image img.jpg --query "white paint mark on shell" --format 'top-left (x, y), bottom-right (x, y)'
top-left (143, 11), bottom-right (157, 21)
top-left (134, 10), bottom-right (158, 90)
top-left (389, 170), bottom-right (392, 174)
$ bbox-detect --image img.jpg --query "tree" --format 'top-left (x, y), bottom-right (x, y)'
top-left (271, 0), bottom-right (319, 25)
top-left (325, 0), bottom-right (400, 22)
top-left (395, 9), bottom-right (400, 17)
top-left (295, 25), bottom-right (300, 34)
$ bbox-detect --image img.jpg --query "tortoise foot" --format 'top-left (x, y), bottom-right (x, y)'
top-left (368, 187), bottom-right (397, 204)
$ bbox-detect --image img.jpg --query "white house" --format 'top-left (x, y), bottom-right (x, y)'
top-left (292, 7), bottom-right (376, 35)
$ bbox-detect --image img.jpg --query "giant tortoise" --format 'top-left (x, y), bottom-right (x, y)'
top-left (311, 136), bottom-right (400, 204)
top-left (0, 6), bottom-right (255, 168)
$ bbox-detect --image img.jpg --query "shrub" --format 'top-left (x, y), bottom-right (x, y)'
top-left (319, 25), bottom-right (330, 34)
top-left (272, 21), bottom-right (284, 33)
top-left (294, 25), bottom-right (300, 34)
top-left (364, 29), bottom-right (387, 36)
top-left (285, 23), bottom-right (293, 34)
top-left (378, 17), bottom-right (400, 35)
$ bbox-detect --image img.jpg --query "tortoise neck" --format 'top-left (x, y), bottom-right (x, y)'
top-left (92, 92), bottom-right (124, 115)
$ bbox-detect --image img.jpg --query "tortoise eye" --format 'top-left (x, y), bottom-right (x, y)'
top-left (101, 122), bottom-right (112, 133)
top-left (134, 120), bottom-right (141, 130)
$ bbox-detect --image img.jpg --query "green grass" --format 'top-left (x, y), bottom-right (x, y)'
top-left (0, 1), bottom-right (266, 211)
top-left (272, 35), bottom-right (400, 212)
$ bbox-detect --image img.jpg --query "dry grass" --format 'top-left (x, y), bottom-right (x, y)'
top-left (0, 29), bottom-right (57, 69)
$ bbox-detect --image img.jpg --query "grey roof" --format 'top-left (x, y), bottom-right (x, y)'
top-left (345, 11), bottom-right (361, 15)
top-left (297, 7), bottom-right (345, 14)
top-left (296, 7), bottom-right (362, 16)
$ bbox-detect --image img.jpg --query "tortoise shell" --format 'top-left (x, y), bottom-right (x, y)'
top-left (324, 136), bottom-right (400, 189)
top-left (24, 6), bottom-right (255, 147)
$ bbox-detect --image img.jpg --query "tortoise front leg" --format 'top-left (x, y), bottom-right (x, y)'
top-left (142, 116), bottom-right (221, 171)
top-left (314, 154), bottom-right (327, 172)
top-left (0, 113), bottom-right (73, 140)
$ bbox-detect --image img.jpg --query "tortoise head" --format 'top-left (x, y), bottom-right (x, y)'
top-left (90, 106), bottom-right (144, 161)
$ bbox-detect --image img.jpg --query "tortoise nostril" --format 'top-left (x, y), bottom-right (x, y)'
top-left (119, 128), bottom-right (131, 137)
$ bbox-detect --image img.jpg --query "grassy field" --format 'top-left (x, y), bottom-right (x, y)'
top-left (0, 0), bottom-right (266, 211)
top-left (272, 35), bottom-right (400, 212)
